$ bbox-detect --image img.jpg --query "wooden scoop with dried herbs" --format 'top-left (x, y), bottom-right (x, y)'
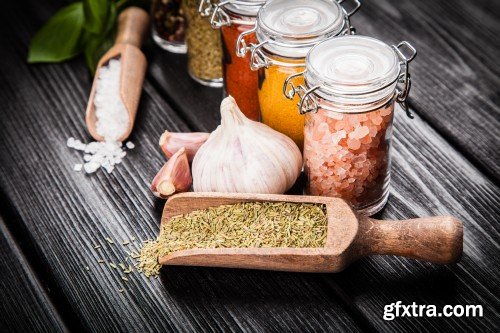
top-left (138, 202), bottom-right (327, 277)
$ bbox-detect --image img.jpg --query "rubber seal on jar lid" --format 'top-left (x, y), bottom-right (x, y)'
top-left (305, 35), bottom-right (400, 100)
top-left (224, 0), bottom-right (268, 17)
top-left (256, 0), bottom-right (345, 58)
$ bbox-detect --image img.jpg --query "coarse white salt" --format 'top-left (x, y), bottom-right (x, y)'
top-left (67, 59), bottom-right (135, 174)
top-left (94, 59), bottom-right (129, 141)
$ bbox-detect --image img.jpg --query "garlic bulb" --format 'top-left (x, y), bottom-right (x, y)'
top-left (192, 96), bottom-right (302, 194)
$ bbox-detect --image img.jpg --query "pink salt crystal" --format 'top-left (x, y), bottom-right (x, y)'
top-left (380, 107), bottom-right (392, 116)
top-left (318, 122), bottom-right (329, 133)
top-left (352, 155), bottom-right (366, 164)
top-left (361, 135), bottom-right (372, 144)
top-left (312, 130), bottom-right (324, 141)
top-left (334, 121), bottom-right (345, 131)
top-left (357, 126), bottom-right (370, 138)
top-left (338, 167), bottom-right (346, 180)
top-left (372, 115), bottom-right (383, 125)
top-left (348, 116), bottom-right (360, 126)
top-left (328, 112), bottom-right (344, 120)
top-left (358, 114), bottom-right (368, 122)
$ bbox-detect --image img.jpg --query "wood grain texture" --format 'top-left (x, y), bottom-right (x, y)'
top-left (0, 0), bottom-right (498, 332)
top-left (349, 0), bottom-right (500, 181)
top-left (0, 217), bottom-right (68, 333)
top-left (114, 7), bottom-right (150, 48)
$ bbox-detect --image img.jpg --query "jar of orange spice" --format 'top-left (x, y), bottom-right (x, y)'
top-left (199, 0), bottom-right (267, 121)
top-left (290, 36), bottom-right (417, 215)
top-left (238, 0), bottom-right (360, 149)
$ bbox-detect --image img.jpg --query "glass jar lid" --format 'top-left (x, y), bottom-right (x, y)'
top-left (306, 35), bottom-right (400, 99)
top-left (285, 36), bottom-right (417, 115)
top-left (256, 0), bottom-right (347, 58)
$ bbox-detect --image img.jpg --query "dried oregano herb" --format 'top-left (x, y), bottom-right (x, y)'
top-left (138, 202), bottom-right (327, 277)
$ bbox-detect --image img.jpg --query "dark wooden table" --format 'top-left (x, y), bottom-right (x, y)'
top-left (1, 0), bottom-right (499, 332)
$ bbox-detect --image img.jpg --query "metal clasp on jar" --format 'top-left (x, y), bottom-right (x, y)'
top-left (198, 0), bottom-right (215, 17)
top-left (205, 1), bottom-right (262, 29)
top-left (235, 25), bottom-right (257, 57)
top-left (393, 41), bottom-right (417, 118)
top-left (283, 69), bottom-right (307, 100)
top-left (337, 0), bottom-right (362, 35)
top-left (246, 41), bottom-right (309, 70)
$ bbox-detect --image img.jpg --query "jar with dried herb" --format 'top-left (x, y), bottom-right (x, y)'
top-left (201, 0), bottom-right (267, 121)
top-left (151, 0), bottom-right (187, 53)
top-left (293, 36), bottom-right (417, 215)
top-left (183, 0), bottom-right (223, 87)
top-left (239, 0), bottom-right (360, 150)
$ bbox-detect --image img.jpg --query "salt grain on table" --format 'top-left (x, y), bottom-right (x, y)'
top-left (67, 59), bottom-right (135, 174)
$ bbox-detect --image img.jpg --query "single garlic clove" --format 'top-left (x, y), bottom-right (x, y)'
top-left (151, 147), bottom-right (192, 198)
top-left (159, 131), bottom-right (210, 161)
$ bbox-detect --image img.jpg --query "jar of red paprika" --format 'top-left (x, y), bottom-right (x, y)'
top-left (199, 0), bottom-right (267, 121)
top-left (290, 36), bottom-right (417, 215)
top-left (237, 0), bottom-right (360, 149)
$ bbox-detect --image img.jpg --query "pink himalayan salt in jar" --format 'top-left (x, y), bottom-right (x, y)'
top-left (291, 35), bottom-right (416, 215)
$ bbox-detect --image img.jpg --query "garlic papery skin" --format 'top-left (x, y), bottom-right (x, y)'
top-left (151, 147), bottom-right (192, 198)
top-left (192, 96), bottom-right (302, 194)
top-left (159, 131), bottom-right (210, 161)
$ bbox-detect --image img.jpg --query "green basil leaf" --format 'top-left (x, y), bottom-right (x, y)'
top-left (84, 34), bottom-right (114, 73)
top-left (103, 2), bottom-right (117, 36)
top-left (28, 2), bottom-right (85, 63)
top-left (84, 0), bottom-right (110, 34)
top-left (82, 2), bottom-right (117, 73)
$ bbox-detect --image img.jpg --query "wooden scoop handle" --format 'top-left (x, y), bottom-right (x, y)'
top-left (115, 7), bottom-right (149, 48)
top-left (358, 216), bottom-right (463, 264)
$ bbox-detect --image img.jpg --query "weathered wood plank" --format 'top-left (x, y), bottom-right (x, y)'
top-left (0, 1), bottom-right (365, 332)
top-left (0, 216), bottom-right (68, 333)
top-left (1, 0), bottom-right (498, 332)
top-left (350, 0), bottom-right (500, 181)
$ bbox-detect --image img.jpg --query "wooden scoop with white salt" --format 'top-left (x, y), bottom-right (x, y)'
top-left (67, 7), bottom-right (148, 174)
top-left (85, 7), bottom-right (149, 142)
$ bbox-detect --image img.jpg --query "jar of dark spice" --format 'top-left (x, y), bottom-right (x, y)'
top-left (291, 36), bottom-right (417, 215)
top-left (183, 0), bottom-right (223, 87)
top-left (200, 0), bottom-right (267, 121)
top-left (151, 0), bottom-right (187, 53)
top-left (238, 0), bottom-right (360, 150)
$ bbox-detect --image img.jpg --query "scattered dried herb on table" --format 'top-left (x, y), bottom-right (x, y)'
top-left (138, 202), bottom-right (328, 277)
